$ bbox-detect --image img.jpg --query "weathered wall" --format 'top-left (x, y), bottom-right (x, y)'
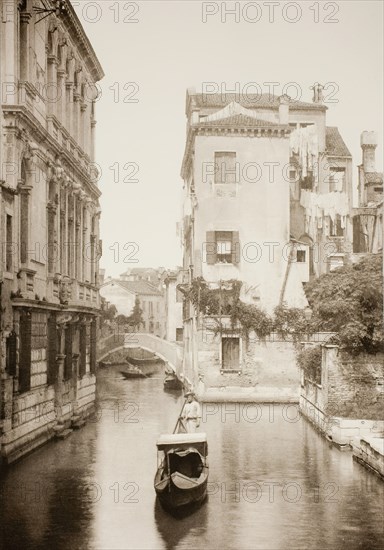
top-left (193, 321), bottom-right (300, 402)
top-left (300, 345), bottom-right (384, 447)
top-left (192, 134), bottom-right (309, 313)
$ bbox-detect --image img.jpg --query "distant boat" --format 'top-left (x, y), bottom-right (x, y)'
top-left (128, 356), bottom-right (162, 366)
top-left (163, 373), bottom-right (183, 391)
top-left (154, 432), bottom-right (209, 514)
top-left (120, 364), bottom-right (147, 379)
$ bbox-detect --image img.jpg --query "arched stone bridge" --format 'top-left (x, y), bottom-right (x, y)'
top-left (97, 332), bottom-right (184, 376)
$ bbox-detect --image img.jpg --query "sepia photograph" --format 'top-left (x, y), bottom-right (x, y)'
top-left (0, 1), bottom-right (383, 549)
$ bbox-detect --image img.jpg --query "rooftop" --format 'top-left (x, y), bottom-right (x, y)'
top-left (195, 113), bottom-right (287, 129)
top-left (103, 279), bottom-right (162, 296)
top-left (189, 92), bottom-right (327, 112)
top-left (364, 172), bottom-right (383, 184)
top-left (325, 127), bottom-right (352, 157)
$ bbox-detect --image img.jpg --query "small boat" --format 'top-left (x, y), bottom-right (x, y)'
top-left (120, 366), bottom-right (147, 379)
top-left (163, 373), bottom-right (183, 391)
top-left (128, 356), bottom-right (162, 367)
top-left (154, 432), bottom-right (209, 514)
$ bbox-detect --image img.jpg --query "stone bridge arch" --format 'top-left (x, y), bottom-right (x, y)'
top-left (97, 332), bottom-right (183, 377)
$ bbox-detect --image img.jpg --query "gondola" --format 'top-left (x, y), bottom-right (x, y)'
top-left (120, 366), bottom-right (147, 379)
top-left (163, 373), bottom-right (183, 391)
top-left (127, 356), bottom-right (162, 366)
top-left (154, 432), bottom-right (209, 514)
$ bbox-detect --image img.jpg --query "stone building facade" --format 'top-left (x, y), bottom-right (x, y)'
top-left (100, 278), bottom-right (165, 337)
top-left (0, 0), bottom-right (104, 463)
top-left (179, 87), bottom-right (354, 396)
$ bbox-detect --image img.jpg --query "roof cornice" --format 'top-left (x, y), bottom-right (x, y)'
top-left (181, 123), bottom-right (291, 180)
top-left (62, 2), bottom-right (104, 82)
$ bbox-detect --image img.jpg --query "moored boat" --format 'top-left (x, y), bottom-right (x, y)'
top-left (163, 373), bottom-right (183, 391)
top-left (154, 433), bottom-right (209, 514)
top-left (120, 366), bottom-right (147, 379)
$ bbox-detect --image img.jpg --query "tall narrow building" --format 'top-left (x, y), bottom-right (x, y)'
top-left (180, 87), bottom-right (354, 398)
top-left (0, 0), bottom-right (104, 463)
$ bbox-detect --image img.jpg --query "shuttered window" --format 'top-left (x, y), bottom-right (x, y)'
top-left (19, 310), bottom-right (32, 393)
top-left (206, 231), bottom-right (240, 264)
top-left (221, 337), bottom-right (240, 371)
top-left (64, 325), bottom-right (73, 380)
top-left (6, 331), bottom-right (17, 377)
top-left (90, 318), bottom-right (97, 374)
top-left (79, 324), bottom-right (87, 377)
top-left (47, 314), bottom-right (58, 385)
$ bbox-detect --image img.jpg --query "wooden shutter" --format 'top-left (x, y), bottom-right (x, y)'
top-left (79, 324), bottom-right (87, 377)
top-left (206, 231), bottom-right (216, 265)
top-left (19, 311), bottom-right (31, 393)
top-left (6, 331), bottom-right (17, 377)
top-left (222, 337), bottom-right (240, 370)
top-left (90, 318), bottom-right (97, 374)
top-left (47, 314), bottom-right (58, 385)
top-left (231, 231), bottom-right (240, 264)
top-left (64, 325), bottom-right (73, 380)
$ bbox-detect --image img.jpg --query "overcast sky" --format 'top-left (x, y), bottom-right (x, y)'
top-left (73, 0), bottom-right (383, 277)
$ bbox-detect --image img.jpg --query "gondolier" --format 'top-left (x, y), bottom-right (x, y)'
top-left (181, 391), bottom-right (201, 433)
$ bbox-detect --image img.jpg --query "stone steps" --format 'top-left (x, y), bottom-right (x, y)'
top-left (55, 428), bottom-right (73, 440)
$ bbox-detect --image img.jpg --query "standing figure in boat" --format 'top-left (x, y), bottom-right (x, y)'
top-left (181, 391), bottom-right (201, 433)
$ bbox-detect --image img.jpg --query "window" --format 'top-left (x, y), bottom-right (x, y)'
top-left (329, 167), bottom-right (345, 192)
top-left (221, 337), bottom-right (240, 371)
top-left (216, 232), bottom-right (232, 263)
top-left (47, 314), bottom-right (58, 385)
top-left (206, 231), bottom-right (240, 265)
top-left (64, 325), bottom-right (73, 380)
top-left (214, 152), bottom-right (237, 184)
top-left (296, 250), bottom-right (306, 263)
top-left (6, 331), bottom-right (17, 377)
top-left (374, 187), bottom-right (382, 193)
top-left (6, 214), bottom-right (13, 272)
top-left (176, 328), bottom-right (183, 342)
top-left (330, 215), bottom-right (344, 237)
top-left (90, 318), bottom-right (97, 374)
top-left (19, 310), bottom-right (32, 393)
top-left (79, 324), bottom-right (87, 377)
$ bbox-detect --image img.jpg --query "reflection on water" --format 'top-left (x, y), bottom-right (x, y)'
top-left (1, 366), bottom-right (383, 550)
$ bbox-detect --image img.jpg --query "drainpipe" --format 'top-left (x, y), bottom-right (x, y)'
top-left (279, 241), bottom-right (294, 306)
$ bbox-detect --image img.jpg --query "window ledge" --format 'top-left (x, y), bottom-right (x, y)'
top-left (220, 369), bottom-right (242, 375)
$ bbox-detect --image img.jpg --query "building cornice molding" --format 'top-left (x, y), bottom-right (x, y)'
top-left (61, 3), bottom-right (105, 82)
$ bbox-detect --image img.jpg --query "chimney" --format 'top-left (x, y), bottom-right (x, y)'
top-left (360, 131), bottom-right (377, 173)
top-left (278, 94), bottom-right (290, 124)
top-left (311, 83), bottom-right (324, 104)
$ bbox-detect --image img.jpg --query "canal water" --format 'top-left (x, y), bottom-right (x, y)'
top-left (1, 366), bottom-right (383, 550)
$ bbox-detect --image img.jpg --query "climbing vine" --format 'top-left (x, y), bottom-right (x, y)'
top-left (185, 278), bottom-right (272, 341)
top-left (296, 345), bottom-right (322, 384)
